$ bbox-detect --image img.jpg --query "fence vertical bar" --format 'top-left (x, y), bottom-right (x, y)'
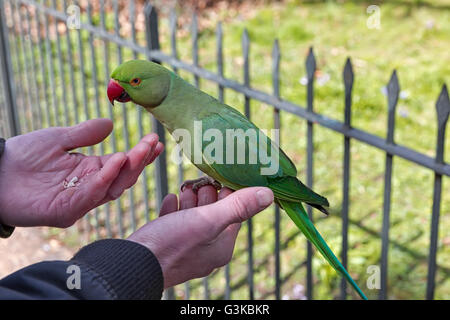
top-left (87, 3), bottom-right (103, 239)
top-left (305, 47), bottom-right (316, 300)
top-left (191, 11), bottom-right (210, 300)
top-left (21, 6), bottom-right (41, 129)
top-left (145, 2), bottom-right (172, 300)
top-left (9, 0), bottom-right (28, 132)
top-left (14, 1), bottom-right (35, 131)
top-left (24, 6), bottom-right (43, 129)
top-left (112, 0), bottom-right (136, 234)
top-left (52, 0), bottom-right (69, 127)
top-left (112, 0), bottom-right (127, 237)
top-left (74, 0), bottom-right (92, 240)
top-left (11, 1), bottom-right (31, 132)
top-left (130, 0), bottom-right (150, 227)
top-left (34, 1), bottom-right (51, 127)
top-left (242, 28), bottom-right (254, 300)
top-left (426, 84), bottom-right (449, 300)
top-left (75, 0), bottom-right (88, 125)
top-left (16, 1), bottom-right (37, 130)
top-left (100, 0), bottom-right (114, 238)
top-left (169, 8), bottom-right (190, 299)
top-left (170, 10), bottom-right (185, 194)
top-left (16, 2), bottom-right (37, 131)
top-left (217, 21), bottom-right (231, 300)
top-left (341, 57), bottom-right (354, 299)
top-left (170, 9), bottom-right (184, 193)
top-left (43, 0), bottom-right (59, 127)
top-left (63, 0), bottom-right (78, 125)
top-left (0, 0), bottom-right (20, 136)
top-left (380, 70), bottom-right (399, 300)
top-left (272, 38), bottom-right (282, 300)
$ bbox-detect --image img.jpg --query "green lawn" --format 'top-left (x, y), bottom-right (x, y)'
top-left (5, 0), bottom-right (450, 299)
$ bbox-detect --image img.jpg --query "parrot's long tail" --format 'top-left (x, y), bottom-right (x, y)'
top-left (279, 200), bottom-right (368, 300)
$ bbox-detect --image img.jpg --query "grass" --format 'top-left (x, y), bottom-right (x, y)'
top-left (2, 0), bottom-right (449, 299)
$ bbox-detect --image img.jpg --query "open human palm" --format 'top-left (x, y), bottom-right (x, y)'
top-left (0, 118), bottom-right (163, 228)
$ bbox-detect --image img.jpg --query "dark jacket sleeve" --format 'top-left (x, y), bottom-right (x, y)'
top-left (0, 239), bottom-right (164, 299)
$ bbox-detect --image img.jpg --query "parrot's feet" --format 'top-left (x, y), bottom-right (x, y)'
top-left (181, 176), bottom-right (222, 193)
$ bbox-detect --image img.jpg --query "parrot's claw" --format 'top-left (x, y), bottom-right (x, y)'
top-left (181, 176), bottom-right (222, 193)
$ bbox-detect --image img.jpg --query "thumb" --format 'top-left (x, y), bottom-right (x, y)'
top-left (196, 187), bottom-right (274, 236)
top-left (60, 118), bottom-right (113, 151)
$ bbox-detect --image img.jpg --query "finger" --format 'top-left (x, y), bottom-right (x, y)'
top-left (159, 194), bottom-right (178, 217)
top-left (61, 118), bottom-right (113, 151)
top-left (197, 185), bottom-right (218, 206)
top-left (218, 187), bottom-right (233, 200)
top-left (101, 133), bottom-right (158, 166)
top-left (207, 222), bottom-right (242, 268)
top-left (179, 186), bottom-right (197, 210)
top-left (107, 133), bottom-right (159, 198)
top-left (144, 142), bottom-right (164, 166)
top-left (196, 187), bottom-right (273, 237)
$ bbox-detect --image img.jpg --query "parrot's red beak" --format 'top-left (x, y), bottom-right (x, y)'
top-left (107, 79), bottom-right (131, 105)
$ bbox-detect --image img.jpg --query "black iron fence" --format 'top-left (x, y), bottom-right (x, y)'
top-left (0, 0), bottom-right (449, 300)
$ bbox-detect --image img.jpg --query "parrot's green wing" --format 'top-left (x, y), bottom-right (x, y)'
top-left (199, 107), bottom-right (328, 210)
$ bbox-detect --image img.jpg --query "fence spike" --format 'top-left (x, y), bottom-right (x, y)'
top-left (386, 70), bottom-right (400, 143)
top-left (343, 58), bottom-right (354, 94)
top-left (435, 84), bottom-right (449, 163)
top-left (436, 84), bottom-right (449, 129)
top-left (387, 70), bottom-right (400, 112)
top-left (306, 47), bottom-right (316, 82)
top-left (343, 58), bottom-right (354, 126)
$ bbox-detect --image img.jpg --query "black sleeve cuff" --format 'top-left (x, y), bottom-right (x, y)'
top-left (71, 239), bottom-right (163, 300)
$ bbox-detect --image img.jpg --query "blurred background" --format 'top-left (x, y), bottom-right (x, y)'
top-left (0, 0), bottom-right (449, 300)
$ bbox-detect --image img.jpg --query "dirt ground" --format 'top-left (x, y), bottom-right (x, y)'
top-left (0, 227), bottom-right (75, 279)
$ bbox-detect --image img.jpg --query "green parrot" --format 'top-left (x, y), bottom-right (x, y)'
top-left (107, 60), bottom-right (367, 300)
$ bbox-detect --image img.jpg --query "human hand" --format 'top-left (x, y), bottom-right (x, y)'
top-left (127, 185), bottom-right (274, 288)
top-left (0, 118), bottom-right (163, 228)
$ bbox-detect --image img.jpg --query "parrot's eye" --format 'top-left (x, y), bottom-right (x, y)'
top-left (130, 78), bottom-right (141, 86)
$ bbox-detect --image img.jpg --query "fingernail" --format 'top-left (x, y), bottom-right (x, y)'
top-left (118, 153), bottom-right (127, 167)
top-left (256, 188), bottom-right (273, 208)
